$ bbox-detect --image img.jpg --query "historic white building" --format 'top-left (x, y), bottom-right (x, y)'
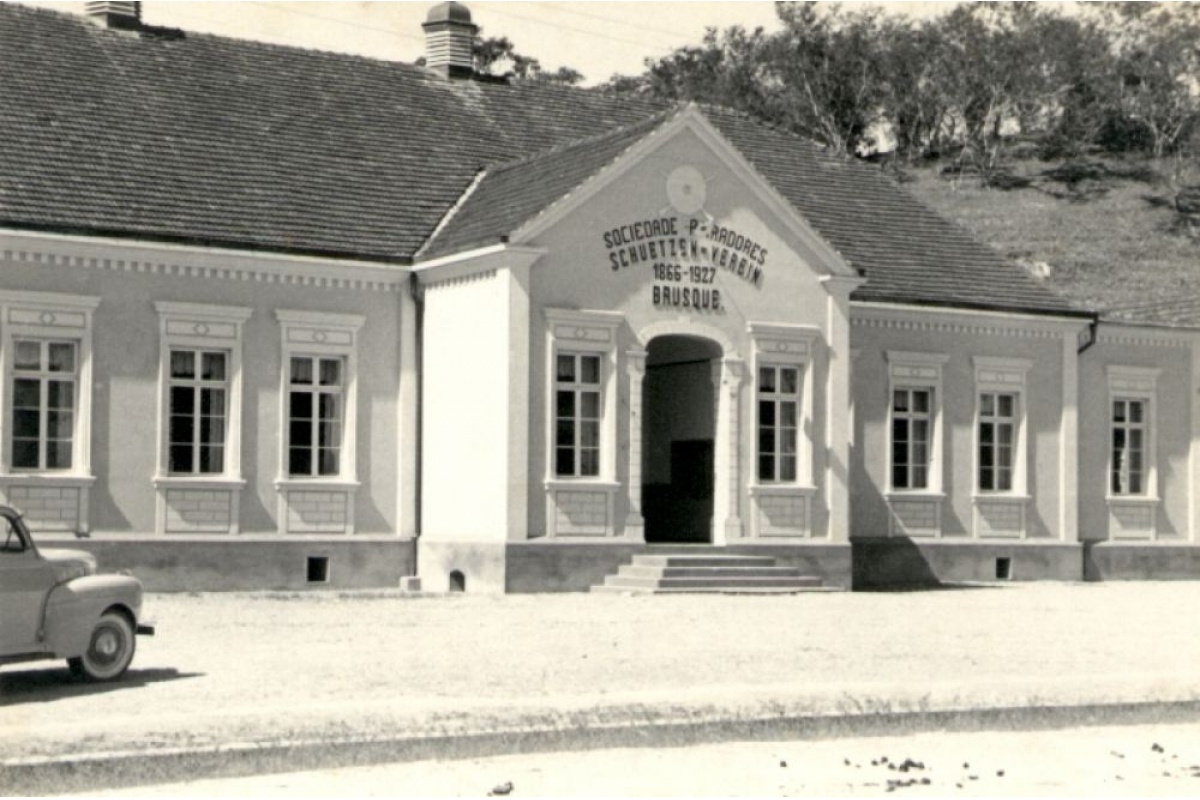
top-left (2, 1), bottom-right (1198, 592)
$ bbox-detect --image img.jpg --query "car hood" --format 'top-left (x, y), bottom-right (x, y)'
top-left (40, 548), bottom-right (97, 582)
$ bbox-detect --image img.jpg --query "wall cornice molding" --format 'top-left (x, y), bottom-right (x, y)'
top-left (853, 313), bottom-right (1066, 341)
top-left (1097, 329), bottom-right (1192, 349)
top-left (1, 230), bottom-right (406, 293)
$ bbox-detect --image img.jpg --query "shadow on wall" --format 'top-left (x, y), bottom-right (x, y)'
top-left (852, 537), bottom-right (943, 591)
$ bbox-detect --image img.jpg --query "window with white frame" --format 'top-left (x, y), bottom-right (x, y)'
top-left (1106, 367), bottom-right (1159, 500)
top-left (748, 323), bottom-right (818, 490)
top-left (276, 310), bottom-right (363, 485)
top-left (10, 339), bottom-right (77, 471)
top-left (886, 351), bottom-right (947, 495)
top-left (168, 349), bottom-right (228, 475)
top-left (554, 352), bottom-right (602, 478)
top-left (1111, 397), bottom-right (1148, 496)
top-left (155, 302), bottom-right (250, 483)
top-left (0, 291), bottom-right (100, 479)
top-left (287, 355), bottom-right (346, 478)
top-left (757, 364), bottom-right (801, 482)
top-left (543, 309), bottom-right (620, 493)
top-left (891, 387), bottom-right (932, 490)
top-left (973, 357), bottom-right (1031, 496)
top-left (978, 391), bottom-right (1017, 492)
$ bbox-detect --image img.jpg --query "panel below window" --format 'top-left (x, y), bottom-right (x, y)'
top-left (887, 497), bottom-right (942, 537)
top-left (974, 497), bottom-right (1026, 539)
top-left (278, 486), bottom-right (356, 535)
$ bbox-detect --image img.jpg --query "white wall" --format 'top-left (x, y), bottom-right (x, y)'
top-left (421, 269), bottom-right (513, 540)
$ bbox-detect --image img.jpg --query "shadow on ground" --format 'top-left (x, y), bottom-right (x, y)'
top-left (0, 667), bottom-right (201, 705)
top-left (854, 582), bottom-right (1010, 593)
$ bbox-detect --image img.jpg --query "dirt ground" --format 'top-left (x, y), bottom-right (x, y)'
top-left (89, 721), bottom-right (1200, 797)
top-left (5, 583), bottom-right (1200, 782)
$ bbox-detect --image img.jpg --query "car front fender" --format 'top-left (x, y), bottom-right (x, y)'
top-left (43, 575), bottom-right (144, 659)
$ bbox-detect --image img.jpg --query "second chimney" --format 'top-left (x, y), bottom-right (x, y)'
top-left (422, 2), bottom-right (477, 78)
top-left (85, 1), bottom-right (142, 30)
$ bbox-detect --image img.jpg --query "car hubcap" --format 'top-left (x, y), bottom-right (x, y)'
top-left (91, 627), bottom-right (122, 666)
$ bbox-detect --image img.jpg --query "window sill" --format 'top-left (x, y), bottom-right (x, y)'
top-left (0, 473), bottom-right (95, 486)
top-left (274, 478), bottom-right (361, 491)
top-left (884, 491), bottom-right (946, 502)
top-left (972, 493), bottom-right (1031, 504)
top-left (748, 483), bottom-right (818, 497)
top-left (1105, 495), bottom-right (1159, 506)
top-left (544, 479), bottom-right (621, 493)
top-left (153, 476), bottom-right (246, 489)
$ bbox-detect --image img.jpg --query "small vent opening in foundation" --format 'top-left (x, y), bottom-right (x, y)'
top-left (995, 557), bottom-right (1012, 581)
top-left (307, 556), bottom-right (330, 583)
top-left (449, 570), bottom-right (466, 593)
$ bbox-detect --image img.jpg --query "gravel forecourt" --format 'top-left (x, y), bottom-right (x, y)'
top-left (4, 582), bottom-right (1200, 791)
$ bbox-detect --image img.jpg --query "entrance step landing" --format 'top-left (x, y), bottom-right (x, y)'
top-left (591, 553), bottom-right (824, 594)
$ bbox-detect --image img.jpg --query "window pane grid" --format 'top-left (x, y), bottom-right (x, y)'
top-left (554, 353), bottom-right (602, 478)
top-left (288, 355), bottom-right (344, 478)
top-left (757, 364), bottom-right (801, 483)
top-left (978, 391), bottom-right (1017, 492)
top-left (1111, 398), bottom-right (1147, 496)
top-left (892, 387), bottom-right (932, 490)
top-left (168, 348), bottom-right (228, 475)
top-left (10, 339), bottom-right (76, 471)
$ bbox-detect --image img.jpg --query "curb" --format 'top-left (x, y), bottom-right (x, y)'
top-left (7, 699), bottom-right (1200, 795)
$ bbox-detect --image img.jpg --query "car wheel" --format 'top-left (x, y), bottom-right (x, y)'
top-left (67, 611), bottom-right (136, 682)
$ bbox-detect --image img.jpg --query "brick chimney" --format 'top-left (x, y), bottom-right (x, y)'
top-left (85, 1), bottom-right (142, 30)
top-left (422, 2), bottom-right (477, 78)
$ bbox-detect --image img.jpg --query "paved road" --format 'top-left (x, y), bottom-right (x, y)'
top-left (87, 721), bottom-right (1200, 797)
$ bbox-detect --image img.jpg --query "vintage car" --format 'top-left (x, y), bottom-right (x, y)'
top-left (0, 505), bottom-right (153, 681)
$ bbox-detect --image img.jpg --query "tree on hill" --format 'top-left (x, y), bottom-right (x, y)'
top-left (601, 0), bottom-right (1200, 181)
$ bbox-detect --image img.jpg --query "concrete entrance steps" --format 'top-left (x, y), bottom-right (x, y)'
top-left (592, 552), bottom-right (824, 594)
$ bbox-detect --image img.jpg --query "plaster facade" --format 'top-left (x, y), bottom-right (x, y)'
top-left (3, 4), bottom-right (1200, 591)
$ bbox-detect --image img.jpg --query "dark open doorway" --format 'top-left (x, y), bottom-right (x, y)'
top-left (641, 335), bottom-right (720, 544)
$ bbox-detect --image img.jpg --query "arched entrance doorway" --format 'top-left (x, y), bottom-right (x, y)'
top-left (641, 335), bottom-right (722, 543)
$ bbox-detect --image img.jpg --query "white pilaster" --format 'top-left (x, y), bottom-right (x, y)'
top-left (822, 276), bottom-right (860, 542)
top-left (624, 347), bottom-right (647, 542)
top-left (504, 263), bottom-right (532, 541)
top-left (1060, 330), bottom-right (1080, 542)
top-left (713, 356), bottom-right (745, 544)
top-left (397, 278), bottom-right (419, 539)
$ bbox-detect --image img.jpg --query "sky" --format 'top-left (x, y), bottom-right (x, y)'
top-left (16, 1), bottom-right (973, 85)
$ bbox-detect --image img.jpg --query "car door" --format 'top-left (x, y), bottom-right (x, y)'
top-left (0, 512), bottom-right (56, 655)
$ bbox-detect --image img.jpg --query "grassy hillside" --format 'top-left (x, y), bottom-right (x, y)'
top-left (896, 155), bottom-right (1200, 325)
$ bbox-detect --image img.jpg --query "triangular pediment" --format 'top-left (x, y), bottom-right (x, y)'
top-left (420, 104), bottom-right (858, 281)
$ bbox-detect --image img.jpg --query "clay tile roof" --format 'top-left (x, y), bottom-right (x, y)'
top-left (0, 3), bottom-right (1086, 318)
top-left (0, 4), bottom-right (661, 262)
top-left (420, 109), bottom-right (677, 259)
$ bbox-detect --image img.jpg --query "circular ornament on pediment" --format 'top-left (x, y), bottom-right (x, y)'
top-left (194, 323), bottom-right (210, 336)
top-left (39, 311), bottom-right (56, 325)
top-left (666, 166), bottom-right (707, 214)
top-left (313, 331), bottom-right (328, 343)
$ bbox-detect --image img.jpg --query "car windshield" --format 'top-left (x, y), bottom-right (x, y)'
top-left (1, 513), bottom-right (28, 553)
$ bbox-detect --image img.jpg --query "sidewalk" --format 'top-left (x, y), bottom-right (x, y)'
top-left (4, 584), bottom-right (1200, 793)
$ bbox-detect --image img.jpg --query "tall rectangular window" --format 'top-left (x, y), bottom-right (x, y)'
top-left (758, 364), bottom-right (800, 482)
top-left (11, 339), bottom-right (76, 471)
top-left (288, 355), bottom-right (344, 478)
top-left (892, 388), bottom-right (931, 490)
top-left (168, 349), bottom-right (228, 474)
top-left (978, 392), bottom-right (1017, 492)
top-left (1112, 398), bottom-right (1147, 496)
top-left (554, 353), bottom-right (601, 478)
